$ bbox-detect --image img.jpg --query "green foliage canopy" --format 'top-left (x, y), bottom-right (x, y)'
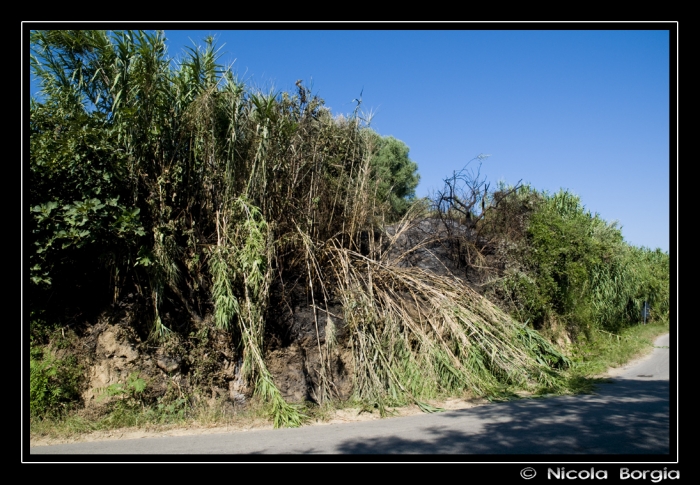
top-left (369, 135), bottom-right (420, 218)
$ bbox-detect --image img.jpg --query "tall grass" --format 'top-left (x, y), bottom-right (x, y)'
top-left (31, 31), bottom-right (584, 427)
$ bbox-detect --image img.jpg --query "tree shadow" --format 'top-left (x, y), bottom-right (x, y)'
top-left (332, 378), bottom-right (670, 455)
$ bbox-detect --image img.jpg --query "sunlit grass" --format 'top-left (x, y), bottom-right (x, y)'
top-left (569, 318), bottom-right (669, 377)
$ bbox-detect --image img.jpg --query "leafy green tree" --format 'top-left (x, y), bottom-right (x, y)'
top-left (369, 134), bottom-right (420, 218)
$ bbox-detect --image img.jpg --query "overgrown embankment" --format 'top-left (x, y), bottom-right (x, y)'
top-left (28, 30), bottom-right (670, 434)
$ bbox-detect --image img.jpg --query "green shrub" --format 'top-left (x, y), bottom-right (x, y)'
top-left (495, 188), bottom-right (669, 338)
top-left (97, 372), bottom-right (147, 411)
top-left (30, 346), bottom-right (83, 418)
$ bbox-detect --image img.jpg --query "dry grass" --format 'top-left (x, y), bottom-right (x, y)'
top-left (313, 215), bottom-right (571, 409)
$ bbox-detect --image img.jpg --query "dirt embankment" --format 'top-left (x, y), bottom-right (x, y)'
top-left (31, 218), bottom-right (521, 446)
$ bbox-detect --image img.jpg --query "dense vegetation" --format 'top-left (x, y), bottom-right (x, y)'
top-left (433, 164), bottom-right (669, 339)
top-left (28, 30), bottom-right (669, 429)
top-left (495, 187), bottom-right (669, 336)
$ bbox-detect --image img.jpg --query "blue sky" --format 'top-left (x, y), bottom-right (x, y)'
top-left (30, 27), bottom-right (674, 252)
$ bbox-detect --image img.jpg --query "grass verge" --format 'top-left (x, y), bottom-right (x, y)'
top-left (569, 319), bottom-right (670, 377)
top-left (550, 318), bottom-right (671, 397)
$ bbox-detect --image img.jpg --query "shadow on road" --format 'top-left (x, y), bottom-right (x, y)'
top-left (333, 378), bottom-right (670, 455)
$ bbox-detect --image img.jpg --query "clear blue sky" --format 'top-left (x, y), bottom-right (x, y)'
top-left (30, 27), bottom-right (674, 252)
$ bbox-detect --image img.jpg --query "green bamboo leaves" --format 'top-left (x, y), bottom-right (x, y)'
top-left (207, 198), bottom-right (305, 426)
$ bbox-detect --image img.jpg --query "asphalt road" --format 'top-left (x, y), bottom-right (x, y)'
top-left (29, 334), bottom-right (671, 456)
